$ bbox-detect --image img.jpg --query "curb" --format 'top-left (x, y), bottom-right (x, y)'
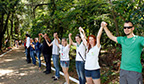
top-left (0, 49), bottom-right (12, 57)
top-left (36, 61), bottom-right (79, 84)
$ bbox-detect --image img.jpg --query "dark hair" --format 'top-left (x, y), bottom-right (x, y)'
top-left (75, 34), bottom-right (81, 39)
top-left (26, 34), bottom-right (30, 37)
top-left (62, 38), bottom-right (67, 41)
top-left (124, 21), bottom-right (134, 26)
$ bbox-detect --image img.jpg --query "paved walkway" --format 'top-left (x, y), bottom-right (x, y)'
top-left (0, 46), bottom-right (75, 84)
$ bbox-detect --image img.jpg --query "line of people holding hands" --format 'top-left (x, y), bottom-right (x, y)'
top-left (25, 21), bottom-right (144, 84)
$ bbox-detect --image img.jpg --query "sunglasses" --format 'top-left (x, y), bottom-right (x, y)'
top-left (124, 26), bottom-right (133, 29)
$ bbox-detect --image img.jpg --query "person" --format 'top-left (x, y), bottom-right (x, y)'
top-left (30, 38), bottom-right (36, 65)
top-left (101, 21), bottom-right (144, 84)
top-left (69, 34), bottom-right (86, 84)
top-left (15, 40), bottom-right (19, 48)
top-left (26, 34), bottom-right (31, 63)
top-left (5, 37), bottom-right (9, 48)
top-left (79, 26), bottom-right (103, 84)
top-left (35, 37), bottom-right (41, 69)
top-left (39, 33), bottom-right (52, 74)
top-left (44, 32), bottom-right (60, 80)
top-left (54, 33), bottom-right (72, 84)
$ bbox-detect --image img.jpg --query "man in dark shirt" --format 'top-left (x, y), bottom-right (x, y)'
top-left (39, 33), bottom-right (52, 74)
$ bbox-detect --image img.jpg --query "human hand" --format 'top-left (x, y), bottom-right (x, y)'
top-left (39, 33), bottom-right (42, 36)
top-left (54, 33), bottom-right (57, 38)
top-left (79, 27), bottom-right (84, 32)
top-left (101, 21), bottom-right (107, 28)
top-left (69, 33), bottom-right (72, 37)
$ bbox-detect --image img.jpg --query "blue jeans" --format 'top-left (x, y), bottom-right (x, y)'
top-left (76, 61), bottom-right (86, 84)
top-left (52, 54), bottom-right (60, 78)
top-left (36, 51), bottom-right (41, 67)
top-left (30, 51), bottom-right (36, 65)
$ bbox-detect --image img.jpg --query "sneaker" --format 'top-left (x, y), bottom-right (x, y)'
top-left (43, 70), bottom-right (47, 73)
top-left (52, 75), bottom-right (56, 79)
top-left (45, 71), bottom-right (51, 74)
top-left (54, 76), bottom-right (59, 81)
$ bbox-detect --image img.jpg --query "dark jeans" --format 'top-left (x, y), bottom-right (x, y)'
top-left (36, 51), bottom-right (41, 67)
top-left (26, 47), bottom-right (31, 63)
top-left (76, 61), bottom-right (86, 84)
top-left (43, 53), bottom-right (51, 72)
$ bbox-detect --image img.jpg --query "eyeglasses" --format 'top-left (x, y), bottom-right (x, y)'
top-left (124, 26), bottom-right (133, 29)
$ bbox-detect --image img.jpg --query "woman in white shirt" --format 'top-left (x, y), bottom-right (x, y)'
top-left (55, 33), bottom-right (72, 84)
top-left (79, 25), bottom-right (103, 84)
top-left (69, 34), bottom-right (86, 84)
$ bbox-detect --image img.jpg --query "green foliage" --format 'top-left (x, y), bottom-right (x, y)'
top-left (1, 0), bottom-right (144, 83)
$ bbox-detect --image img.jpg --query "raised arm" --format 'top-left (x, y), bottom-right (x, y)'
top-left (54, 33), bottom-right (61, 44)
top-left (68, 33), bottom-right (72, 48)
top-left (69, 33), bottom-right (76, 46)
top-left (54, 38), bottom-right (60, 48)
top-left (96, 26), bottom-right (103, 48)
top-left (79, 27), bottom-right (88, 47)
top-left (101, 22), bottom-right (118, 43)
top-left (38, 33), bottom-right (43, 43)
top-left (44, 37), bottom-right (53, 47)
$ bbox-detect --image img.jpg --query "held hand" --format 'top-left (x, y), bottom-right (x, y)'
top-left (69, 33), bottom-right (72, 37)
top-left (54, 33), bottom-right (57, 38)
top-left (101, 21), bottom-right (107, 28)
top-left (39, 33), bottom-right (43, 36)
top-left (79, 27), bottom-right (84, 32)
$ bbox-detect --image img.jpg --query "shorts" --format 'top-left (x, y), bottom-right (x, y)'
top-left (60, 61), bottom-right (69, 68)
top-left (120, 69), bottom-right (143, 84)
top-left (85, 69), bottom-right (100, 79)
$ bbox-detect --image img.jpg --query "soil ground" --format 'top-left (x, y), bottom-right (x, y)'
top-left (0, 46), bottom-right (76, 84)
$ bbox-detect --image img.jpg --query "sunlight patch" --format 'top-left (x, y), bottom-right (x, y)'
top-left (5, 59), bottom-right (14, 62)
top-left (0, 69), bottom-right (14, 76)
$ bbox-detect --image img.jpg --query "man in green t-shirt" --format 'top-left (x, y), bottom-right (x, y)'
top-left (101, 21), bottom-right (144, 84)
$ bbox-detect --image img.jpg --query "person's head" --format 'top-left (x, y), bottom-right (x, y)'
top-left (35, 38), bottom-right (38, 42)
top-left (30, 38), bottom-right (34, 43)
top-left (87, 35), bottom-right (96, 51)
top-left (44, 33), bottom-right (48, 37)
top-left (44, 33), bottom-right (51, 42)
top-left (61, 38), bottom-right (67, 46)
top-left (124, 21), bottom-right (134, 36)
top-left (75, 34), bottom-right (81, 44)
top-left (25, 34), bottom-right (30, 37)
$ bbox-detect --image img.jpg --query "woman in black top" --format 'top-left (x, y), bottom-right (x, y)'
top-left (39, 33), bottom-right (52, 74)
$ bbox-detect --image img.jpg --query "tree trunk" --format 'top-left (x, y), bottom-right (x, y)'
top-left (111, 10), bottom-right (119, 36)
top-left (0, 12), bottom-right (11, 50)
top-left (109, 0), bottom-right (120, 36)
top-left (10, 14), bottom-right (14, 38)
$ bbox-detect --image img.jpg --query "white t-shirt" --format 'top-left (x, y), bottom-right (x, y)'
top-left (59, 45), bottom-right (70, 61)
top-left (85, 44), bottom-right (101, 70)
top-left (26, 37), bottom-right (30, 48)
top-left (76, 42), bottom-right (86, 61)
top-left (52, 39), bottom-right (59, 55)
